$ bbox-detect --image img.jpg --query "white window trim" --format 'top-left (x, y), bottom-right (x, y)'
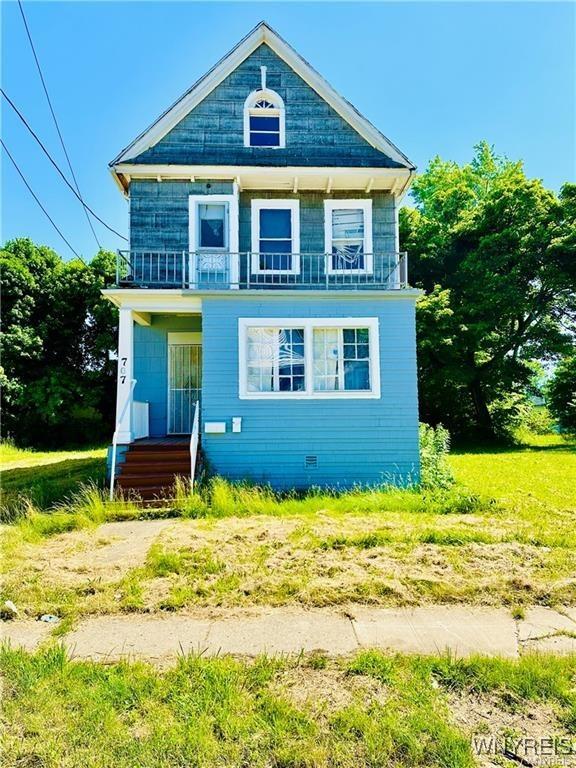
top-left (243, 89), bottom-right (286, 149)
top-left (238, 317), bottom-right (380, 400)
top-left (324, 199), bottom-right (373, 275)
top-left (250, 199), bottom-right (300, 275)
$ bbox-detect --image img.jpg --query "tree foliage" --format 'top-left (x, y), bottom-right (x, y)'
top-left (546, 355), bottom-right (576, 432)
top-left (1, 239), bottom-right (117, 446)
top-left (401, 142), bottom-right (576, 438)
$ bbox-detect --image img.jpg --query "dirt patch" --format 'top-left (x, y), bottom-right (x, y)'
top-left (22, 519), bottom-right (173, 586)
top-left (448, 690), bottom-right (575, 767)
top-left (274, 666), bottom-right (387, 716)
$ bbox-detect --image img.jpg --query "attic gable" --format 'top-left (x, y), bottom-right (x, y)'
top-left (111, 22), bottom-right (414, 172)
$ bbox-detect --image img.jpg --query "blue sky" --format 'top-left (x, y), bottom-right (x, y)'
top-left (2, 1), bottom-right (574, 261)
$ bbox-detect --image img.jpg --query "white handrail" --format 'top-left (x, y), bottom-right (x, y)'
top-left (189, 401), bottom-right (200, 491)
top-left (109, 378), bottom-right (136, 501)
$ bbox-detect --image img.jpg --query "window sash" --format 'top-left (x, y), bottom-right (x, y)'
top-left (251, 201), bottom-right (299, 274)
top-left (198, 203), bottom-right (227, 250)
top-left (312, 327), bottom-right (371, 392)
top-left (249, 112), bottom-right (280, 147)
top-left (246, 327), bottom-right (305, 393)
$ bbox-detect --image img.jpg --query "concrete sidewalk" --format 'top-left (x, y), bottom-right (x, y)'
top-left (3, 605), bottom-right (576, 662)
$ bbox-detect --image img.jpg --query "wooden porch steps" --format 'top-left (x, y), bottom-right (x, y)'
top-left (116, 438), bottom-right (192, 502)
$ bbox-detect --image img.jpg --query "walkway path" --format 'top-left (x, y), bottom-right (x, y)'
top-left (3, 605), bottom-right (576, 662)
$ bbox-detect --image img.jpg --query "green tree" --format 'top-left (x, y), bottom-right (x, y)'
top-left (401, 142), bottom-right (576, 438)
top-left (546, 355), bottom-right (576, 432)
top-left (0, 239), bottom-right (118, 446)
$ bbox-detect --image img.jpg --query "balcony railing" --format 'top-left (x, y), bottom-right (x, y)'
top-left (115, 250), bottom-right (409, 291)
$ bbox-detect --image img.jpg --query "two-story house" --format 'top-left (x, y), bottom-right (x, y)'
top-left (104, 22), bottom-right (420, 499)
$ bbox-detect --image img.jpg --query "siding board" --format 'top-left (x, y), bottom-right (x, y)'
top-left (127, 44), bottom-right (402, 169)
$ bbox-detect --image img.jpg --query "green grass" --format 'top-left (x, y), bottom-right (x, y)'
top-left (1, 444), bottom-right (107, 519)
top-left (2, 435), bottom-right (575, 620)
top-left (5, 645), bottom-right (574, 768)
top-left (449, 434), bottom-right (575, 511)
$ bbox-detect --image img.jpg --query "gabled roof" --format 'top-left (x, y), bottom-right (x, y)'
top-left (110, 21), bottom-right (415, 170)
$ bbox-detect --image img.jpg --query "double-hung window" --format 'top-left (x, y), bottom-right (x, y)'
top-left (239, 318), bottom-right (380, 399)
top-left (251, 199), bottom-right (300, 274)
top-left (324, 200), bottom-right (373, 274)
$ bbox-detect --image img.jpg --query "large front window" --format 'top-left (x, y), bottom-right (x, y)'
top-left (239, 318), bottom-right (380, 399)
top-left (251, 199), bottom-right (300, 274)
top-left (324, 200), bottom-right (373, 274)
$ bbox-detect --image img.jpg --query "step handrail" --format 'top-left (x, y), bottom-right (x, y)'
top-left (109, 378), bottom-right (136, 501)
top-left (190, 401), bottom-right (200, 490)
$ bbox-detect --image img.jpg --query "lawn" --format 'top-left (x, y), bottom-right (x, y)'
top-left (1, 444), bottom-right (107, 519)
top-left (1, 436), bottom-right (575, 623)
top-left (2, 435), bottom-right (576, 768)
top-left (449, 433), bottom-right (575, 510)
top-left (2, 645), bottom-right (575, 768)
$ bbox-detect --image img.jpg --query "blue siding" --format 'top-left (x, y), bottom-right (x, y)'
top-left (133, 314), bottom-right (202, 437)
top-left (128, 44), bottom-right (402, 169)
top-left (201, 296), bottom-right (419, 489)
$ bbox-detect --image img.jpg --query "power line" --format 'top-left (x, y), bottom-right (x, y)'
top-left (17, 0), bottom-right (103, 250)
top-left (2, 139), bottom-right (83, 261)
top-left (2, 89), bottom-right (128, 242)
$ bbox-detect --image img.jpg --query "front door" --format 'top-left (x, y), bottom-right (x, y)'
top-left (168, 343), bottom-right (202, 434)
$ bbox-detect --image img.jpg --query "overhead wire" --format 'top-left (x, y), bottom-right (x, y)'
top-left (17, 0), bottom-right (104, 249)
top-left (2, 89), bottom-right (128, 242)
top-left (2, 138), bottom-right (83, 261)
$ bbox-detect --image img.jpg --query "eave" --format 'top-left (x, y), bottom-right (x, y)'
top-left (112, 164), bottom-right (414, 199)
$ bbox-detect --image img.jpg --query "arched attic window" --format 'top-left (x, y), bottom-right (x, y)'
top-left (244, 68), bottom-right (285, 148)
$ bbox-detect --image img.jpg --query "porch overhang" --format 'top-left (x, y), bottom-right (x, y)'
top-left (101, 287), bottom-right (421, 325)
top-left (110, 163), bottom-right (413, 199)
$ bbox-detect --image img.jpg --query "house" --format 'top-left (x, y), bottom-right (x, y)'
top-left (104, 21), bottom-right (420, 498)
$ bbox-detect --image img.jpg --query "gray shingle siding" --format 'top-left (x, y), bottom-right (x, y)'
top-left (130, 182), bottom-right (396, 255)
top-left (128, 44), bottom-right (402, 168)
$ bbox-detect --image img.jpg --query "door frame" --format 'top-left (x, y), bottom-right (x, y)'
top-left (167, 332), bottom-right (202, 435)
top-left (188, 193), bottom-right (239, 288)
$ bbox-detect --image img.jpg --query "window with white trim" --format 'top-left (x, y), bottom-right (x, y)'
top-left (244, 89), bottom-right (285, 148)
top-left (251, 199), bottom-right (300, 274)
top-left (239, 318), bottom-right (380, 399)
top-left (324, 200), bottom-right (373, 274)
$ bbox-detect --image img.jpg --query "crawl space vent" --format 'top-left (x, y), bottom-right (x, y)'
top-left (304, 455), bottom-right (318, 469)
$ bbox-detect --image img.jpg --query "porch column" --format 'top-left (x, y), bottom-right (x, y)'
top-left (114, 307), bottom-right (134, 443)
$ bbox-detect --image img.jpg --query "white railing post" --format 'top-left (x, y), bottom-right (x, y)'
top-left (189, 401), bottom-right (200, 490)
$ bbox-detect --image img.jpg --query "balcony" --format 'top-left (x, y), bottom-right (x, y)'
top-left (115, 250), bottom-right (409, 291)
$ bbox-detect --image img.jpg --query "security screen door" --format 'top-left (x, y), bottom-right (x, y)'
top-left (168, 344), bottom-right (202, 434)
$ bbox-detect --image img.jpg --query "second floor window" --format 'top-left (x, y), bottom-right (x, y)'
top-left (244, 89), bottom-right (285, 148)
top-left (251, 199), bottom-right (300, 274)
top-left (324, 200), bottom-right (373, 274)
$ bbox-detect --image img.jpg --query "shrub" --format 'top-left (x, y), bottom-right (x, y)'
top-left (419, 423), bottom-right (454, 489)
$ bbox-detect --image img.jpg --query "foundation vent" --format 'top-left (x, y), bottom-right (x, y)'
top-left (304, 455), bottom-right (318, 469)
